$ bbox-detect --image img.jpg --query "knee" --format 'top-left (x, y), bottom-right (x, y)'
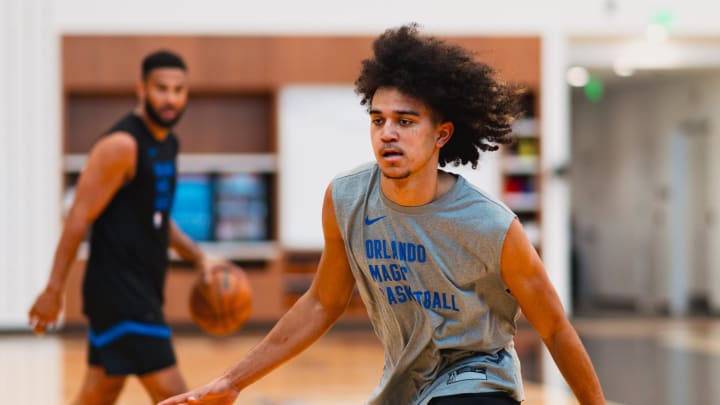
top-left (141, 367), bottom-right (187, 402)
top-left (75, 378), bottom-right (125, 405)
top-left (147, 381), bottom-right (187, 403)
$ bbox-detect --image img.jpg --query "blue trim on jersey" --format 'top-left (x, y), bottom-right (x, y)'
top-left (89, 321), bottom-right (171, 348)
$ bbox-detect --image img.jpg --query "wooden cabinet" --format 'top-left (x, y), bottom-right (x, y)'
top-left (62, 63), bottom-right (281, 326)
top-left (62, 109), bottom-right (284, 325)
top-left (282, 251), bottom-right (368, 323)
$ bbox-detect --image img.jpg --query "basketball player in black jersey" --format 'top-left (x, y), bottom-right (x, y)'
top-left (28, 50), bottom-right (223, 404)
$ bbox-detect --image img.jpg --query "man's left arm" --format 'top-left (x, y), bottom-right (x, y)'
top-left (500, 219), bottom-right (606, 405)
top-left (169, 219), bottom-right (221, 275)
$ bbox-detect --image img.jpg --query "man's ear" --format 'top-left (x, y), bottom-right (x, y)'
top-left (436, 121), bottom-right (454, 148)
top-left (135, 81), bottom-right (145, 102)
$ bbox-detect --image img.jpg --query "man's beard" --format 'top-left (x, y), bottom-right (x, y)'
top-left (145, 99), bottom-right (185, 128)
top-left (380, 169), bottom-right (411, 180)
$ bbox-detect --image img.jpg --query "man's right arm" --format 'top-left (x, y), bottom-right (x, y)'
top-left (158, 184), bottom-right (357, 405)
top-left (28, 133), bottom-right (136, 335)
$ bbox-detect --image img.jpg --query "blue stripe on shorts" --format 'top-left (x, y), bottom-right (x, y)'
top-left (89, 321), bottom-right (171, 348)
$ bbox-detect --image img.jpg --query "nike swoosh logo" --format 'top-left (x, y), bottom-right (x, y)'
top-left (365, 215), bottom-right (386, 225)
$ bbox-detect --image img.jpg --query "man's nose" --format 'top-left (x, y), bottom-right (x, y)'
top-left (165, 90), bottom-right (182, 106)
top-left (379, 123), bottom-right (399, 141)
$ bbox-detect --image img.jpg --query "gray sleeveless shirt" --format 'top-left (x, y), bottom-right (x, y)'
top-left (331, 163), bottom-right (524, 404)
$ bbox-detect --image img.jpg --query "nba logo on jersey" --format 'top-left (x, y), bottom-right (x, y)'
top-left (153, 211), bottom-right (163, 229)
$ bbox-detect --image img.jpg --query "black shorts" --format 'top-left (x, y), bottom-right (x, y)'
top-left (429, 392), bottom-right (520, 405)
top-left (88, 323), bottom-right (177, 376)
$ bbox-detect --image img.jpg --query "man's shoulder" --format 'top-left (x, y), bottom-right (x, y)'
top-left (332, 162), bottom-right (377, 188)
top-left (104, 112), bottom-right (141, 135)
top-left (93, 131), bottom-right (137, 155)
top-left (333, 161), bottom-right (376, 183)
top-left (331, 162), bottom-right (377, 205)
top-left (456, 176), bottom-right (515, 217)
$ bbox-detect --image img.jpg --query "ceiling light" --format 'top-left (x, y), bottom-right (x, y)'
top-left (566, 66), bottom-right (590, 87)
top-left (646, 23), bottom-right (669, 43)
top-left (613, 59), bottom-right (634, 77)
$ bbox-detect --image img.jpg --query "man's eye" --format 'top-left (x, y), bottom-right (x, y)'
top-left (399, 119), bottom-right (413, 126)
top-left (372, 117), bottom-right (384, 125)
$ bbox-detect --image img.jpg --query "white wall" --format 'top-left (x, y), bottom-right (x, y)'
top-left (0, 0), bottom-right (61, 328)
top-left (572, 83), bottom-right (660, 307)
top-left (572, 73), bottom-right (720, 313)
top-left (278, 85), bottom-right (373, 250)
top-left (541, 31), bottom-right (572, 311)
top-left (50, 0), bottom-right (720, 36)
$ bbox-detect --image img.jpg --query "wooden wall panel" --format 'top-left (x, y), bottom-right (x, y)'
top-left (66, 94), bottom-right (272, 154)
top-left (63, 36), bottom-right (272, 92)
top-left (267, 37), bottom-right (372, 84)
top-left (175, 94), bottom-right (272, 153)
top-left (451, 37), bottom-right (541, 89)
top-left (65, 94), bottom-right (135, 153)
top-left (63, 35), bottom-right (540, 92)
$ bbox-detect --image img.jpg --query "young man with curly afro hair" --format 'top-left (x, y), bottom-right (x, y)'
top-left (160, 24), bottom-right (605, 405)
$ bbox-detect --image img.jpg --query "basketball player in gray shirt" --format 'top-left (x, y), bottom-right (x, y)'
top-left (160, 24), bottom-right (605, 405)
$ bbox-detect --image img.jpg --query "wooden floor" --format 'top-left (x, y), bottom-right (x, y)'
top-left (7, 316), bottom-right (720, 404)
top-left (60, 328), bottom-right (586, 405)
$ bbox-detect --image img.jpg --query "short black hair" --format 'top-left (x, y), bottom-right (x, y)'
top-left (355, 23), bottom-right (522, 168)
top-left (141, 50), bottom-right (187, 79)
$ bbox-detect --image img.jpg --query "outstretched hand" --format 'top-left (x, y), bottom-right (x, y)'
top-left (157, 376), bottom-right (240, 405)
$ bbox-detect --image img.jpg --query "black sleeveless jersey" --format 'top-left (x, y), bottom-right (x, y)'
top-left (83, 113), bottom-right (179, 330)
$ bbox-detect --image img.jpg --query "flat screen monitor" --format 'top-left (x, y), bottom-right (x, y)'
top-left (171, 174), bottom-right (214, 241)
top-left (214, 173), bottom-right (268, 241)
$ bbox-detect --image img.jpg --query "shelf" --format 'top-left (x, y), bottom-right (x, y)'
top-left (502, 101), bottom-right (539, 246)
top-left (502, 155), bottom-right (538, 175)
top-left (520, 220), bottom-right (540, 247)
top-left (192, 241), bottom-right (280, 261)
top-left (511, 118), bottom-right (537, 138)
top-left (503, 192), bottom-right (538, 212)
top-left (178, 154), bottom-right (277, 173)
top-left (64, 154), bottom-right (87, 173)
top-left (77, 240), bottom-right (280, 262)
top-left (63, 153), bottom-right (277, 174)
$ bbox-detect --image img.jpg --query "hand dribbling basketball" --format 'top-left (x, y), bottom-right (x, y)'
top-left (190, 260), bottom-right (253, 336)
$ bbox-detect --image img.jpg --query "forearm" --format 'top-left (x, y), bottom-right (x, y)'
top-left (543, 323), bottom-right (605, 404)
top-left (223, 290), bottom-right (345, 391)
top-left (169, 221), bottom-right (205, 266)
top-left (47, 217), bottom-right (89, 292)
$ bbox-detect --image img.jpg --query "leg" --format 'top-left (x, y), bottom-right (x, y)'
top-left (72, 365), bottom-right (126, 405)
top-left (130, 334), bottom-right (186, 402)
top-left (138, 364), bottom-right (188, 403)
top-left (86, 321), bottom-right (180, 402)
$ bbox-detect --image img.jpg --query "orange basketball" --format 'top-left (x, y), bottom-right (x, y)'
top-left (189, 264), bottom-right (253, 336)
